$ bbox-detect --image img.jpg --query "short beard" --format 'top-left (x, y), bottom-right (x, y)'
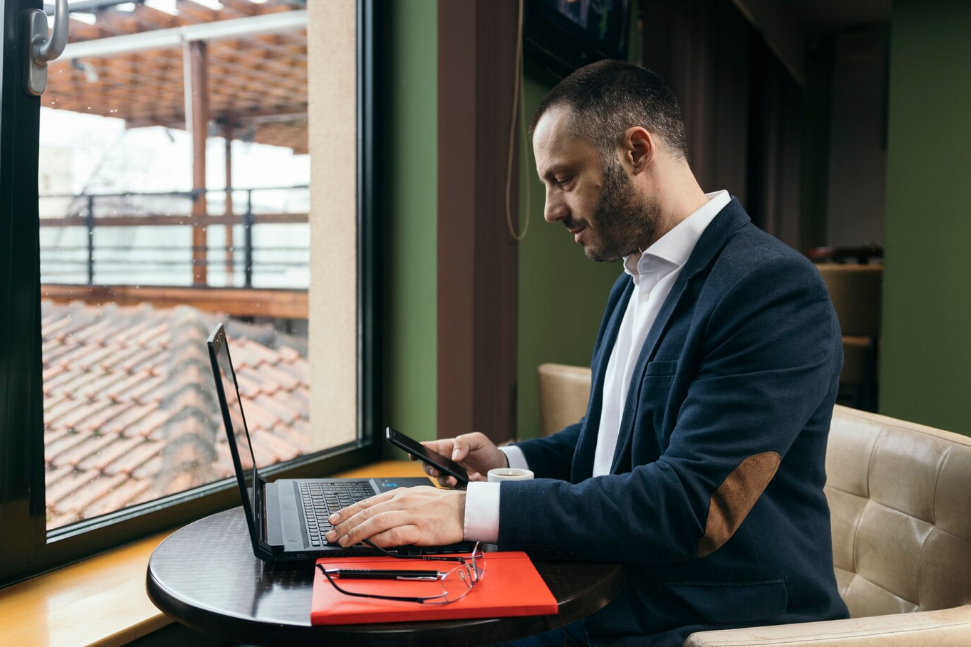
top-left (584, 159), bottom-right (660, 262)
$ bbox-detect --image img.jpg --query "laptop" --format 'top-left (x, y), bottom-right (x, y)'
top-left (207, 323), bottom-right (473, 562)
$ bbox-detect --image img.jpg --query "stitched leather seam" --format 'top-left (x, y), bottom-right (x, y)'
top-left (850, 570), bottom-right (921, 609)
top-left (930, 445), bottom-right (951, 528)
top-left (854, 428), bottom-right (885, 573)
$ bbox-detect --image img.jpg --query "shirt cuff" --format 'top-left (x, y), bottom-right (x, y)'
top-left (500, 445), bottom-right (529, 470)
top-left (463, 482), bottom-right (500, 544)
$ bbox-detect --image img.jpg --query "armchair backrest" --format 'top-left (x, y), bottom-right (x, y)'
top-left (826, 405), bottom-right (971, 617)
top-left (535, 365), bottom-right (971, 618)
top-left (536, 363), bottom-right (592, 437)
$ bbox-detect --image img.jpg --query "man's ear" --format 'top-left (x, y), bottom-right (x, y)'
top-left (624, 126), bottom-right (654, 175)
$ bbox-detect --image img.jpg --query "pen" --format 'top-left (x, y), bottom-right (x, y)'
top-left (324, 568), bottom-right (442, 581)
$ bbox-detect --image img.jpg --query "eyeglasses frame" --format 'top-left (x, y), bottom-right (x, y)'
top-left (315, 540), bottom-right (485, 605)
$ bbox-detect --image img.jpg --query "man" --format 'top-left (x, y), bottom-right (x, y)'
top-left (326, 61), bottom-right (849, 646)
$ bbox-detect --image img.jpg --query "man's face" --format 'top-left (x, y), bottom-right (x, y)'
top-left (533, 107), bottom-right (659, 262)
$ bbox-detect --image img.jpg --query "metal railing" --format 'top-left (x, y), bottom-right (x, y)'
top-left (39, 186), bottom-right (309, 288)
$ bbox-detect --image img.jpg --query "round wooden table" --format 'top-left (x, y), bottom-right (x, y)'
top-left (147, 507), bottom-right (626, 647)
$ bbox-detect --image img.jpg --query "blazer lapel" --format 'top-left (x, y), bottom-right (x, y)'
top-left (608, 198), bottom-right (751, 473)
top-left (571, 277), bottom-right (634, 482)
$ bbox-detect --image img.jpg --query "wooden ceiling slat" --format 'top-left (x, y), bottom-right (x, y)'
top-left (46, 4), bottom-right (310, 152)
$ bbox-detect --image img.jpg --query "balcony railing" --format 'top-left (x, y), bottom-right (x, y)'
top-left (39, 186), bottom-right (310, 290)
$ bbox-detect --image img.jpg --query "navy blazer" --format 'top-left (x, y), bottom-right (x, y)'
top-left (501, 200), bottom-right (849, 646)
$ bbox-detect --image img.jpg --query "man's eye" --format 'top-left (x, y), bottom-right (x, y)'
top-left (555, 176), bottom-right (571, 187)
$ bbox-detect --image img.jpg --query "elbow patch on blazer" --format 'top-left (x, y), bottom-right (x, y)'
top-left (698, 451), bottom-right (781, 558)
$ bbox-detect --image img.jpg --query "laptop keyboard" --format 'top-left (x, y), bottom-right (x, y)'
top-left (299, 481), bottom-right (374, 547)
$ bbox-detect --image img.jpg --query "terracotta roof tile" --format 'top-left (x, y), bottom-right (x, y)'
top-left (131, 454), bottom-right (164, 481)
top-left (277, 345), bottom-right (301, 363)
top-left (251, 429), bottom-right (301, 463)
top-left (256, 363), bottom-right (301, 392)
top-left (103, 439), bottom-right (163, 476)
top-left (99, 343), bottom-right (148, 374)
top-left (43, 363), bottom-right (69, 383)
top-left (255, 393), bottom-right (300, 425)
top-left (233, 370), bottom-right (265, 399)
top-left (274, 357), bottom-right (309, 383)
top-left (42, 301), bottom-right (313, 530)
top-left (77, 370), bottom-right (132, 402)
top-left (84, 477), bottom-right (152, 518)
top-left (126, 375), bottom-right (167, 406)
top-left (53, 432), bottom-right (119, 469)
top-left (46, 468), bottom-right (101, 507)
top-left (100, 403), bottom-right (156, 436)
top-left (77, 434), bottom-right (146, 473)
top-left (126, 409), bottom-right (172, 440)
top-left (59, 473), bottom-right (130, 516)
top-left (46, 431), bottom-right (95, 464)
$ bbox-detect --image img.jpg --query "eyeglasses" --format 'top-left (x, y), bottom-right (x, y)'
top-left (316, 541), bottom-right (485, 605)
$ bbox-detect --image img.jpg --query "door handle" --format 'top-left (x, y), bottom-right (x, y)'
top-left (25, 0), bottom-right (69, 96)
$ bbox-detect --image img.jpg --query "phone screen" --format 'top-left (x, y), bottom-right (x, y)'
top-left (385, 427), bottom-right (470, 485)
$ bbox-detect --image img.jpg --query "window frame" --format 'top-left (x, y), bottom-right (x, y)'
top-left (0, 0), bottom-right (383, 586)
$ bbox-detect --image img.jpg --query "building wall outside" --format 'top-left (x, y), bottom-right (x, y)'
top-left (880, 0), bottom-right (971, 436)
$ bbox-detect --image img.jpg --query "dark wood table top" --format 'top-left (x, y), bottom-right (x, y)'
top-left (147, 507), bottom-right (626, 647)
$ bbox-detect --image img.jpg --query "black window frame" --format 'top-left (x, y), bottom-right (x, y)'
top-left (0, 0), bottom-right (383, 587)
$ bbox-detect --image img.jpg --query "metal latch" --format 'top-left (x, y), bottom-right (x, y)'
top-left (25, 0), bottom-right (69, 96)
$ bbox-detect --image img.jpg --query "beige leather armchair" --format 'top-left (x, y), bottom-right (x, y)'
top-left (536, 365), bottom-right (971, 646)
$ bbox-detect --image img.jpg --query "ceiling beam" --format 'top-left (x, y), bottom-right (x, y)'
top-left (59, 9), bottom-right (307, 61)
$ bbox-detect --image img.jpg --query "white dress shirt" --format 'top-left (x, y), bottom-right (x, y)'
top-left (463, 191), bottom-right (731, 543)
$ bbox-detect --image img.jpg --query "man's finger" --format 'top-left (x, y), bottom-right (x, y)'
top-left (327, 490), bottom-right (393, 527)
top-left (336, 508), bottom-right (411, 547)
top-left (422, 439), bottom-right (454, 457)
top-left (450, 436), bottom-right (472, 462)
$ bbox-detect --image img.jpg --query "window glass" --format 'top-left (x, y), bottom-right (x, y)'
top-left (39, 0), bottom-right (329, 531)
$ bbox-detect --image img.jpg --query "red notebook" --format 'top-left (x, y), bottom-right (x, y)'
top-left (311, 551), bottom-right (558, 625)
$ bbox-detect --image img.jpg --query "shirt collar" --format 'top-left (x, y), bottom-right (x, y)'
top-left (624, 190), bottom-right (731, 281)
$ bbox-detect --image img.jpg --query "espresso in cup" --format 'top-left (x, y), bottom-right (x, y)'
top-left (487, 468), bottom-right (534, 482)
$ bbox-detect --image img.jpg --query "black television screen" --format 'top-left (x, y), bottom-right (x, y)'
top-left (525, 0), bottom-right (632, 74)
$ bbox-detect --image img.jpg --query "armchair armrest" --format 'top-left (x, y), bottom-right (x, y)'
top-left (684, 604), bottom-right (971, 647)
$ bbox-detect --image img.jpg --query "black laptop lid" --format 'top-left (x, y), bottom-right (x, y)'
top-left (207, 323), bottom-right (269, 557)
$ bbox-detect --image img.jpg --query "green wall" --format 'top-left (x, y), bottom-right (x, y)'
top-left (514, 0), bottom-right (643, 439)
top-left (380, 1), bottom-right (640, 442)
top-left (383, 0), bottom-right (438, 450)
top-left (880, 0), bottom-right (971, 435)
top-left (514, 59), bottom-right (622, 440)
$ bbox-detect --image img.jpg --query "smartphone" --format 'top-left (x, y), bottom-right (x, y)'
top-left (385, 427), bottom-right (470, 486)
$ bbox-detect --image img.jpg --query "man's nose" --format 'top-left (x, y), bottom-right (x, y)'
top-left (544, 192), bottom-right (568, 223)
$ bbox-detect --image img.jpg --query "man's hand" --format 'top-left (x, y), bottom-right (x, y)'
top-left (417, 432), bottom-right (508, 487)
top-left (325, 486), bottom-right (466, 548)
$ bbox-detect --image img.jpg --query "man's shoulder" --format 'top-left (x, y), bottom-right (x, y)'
top-left (714, 222), bottom-right (819, 285)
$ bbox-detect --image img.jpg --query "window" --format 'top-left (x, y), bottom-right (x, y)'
top-left (0, 0), bottom-right (381, 585)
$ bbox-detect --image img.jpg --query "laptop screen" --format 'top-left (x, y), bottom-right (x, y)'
top-left (209, 325), bottom-right (260, 519)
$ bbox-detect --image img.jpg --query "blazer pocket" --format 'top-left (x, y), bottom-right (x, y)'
top-left (644, 360), bottom-right (678, 377)
top-left (663, 579), bottom-right (788, 624)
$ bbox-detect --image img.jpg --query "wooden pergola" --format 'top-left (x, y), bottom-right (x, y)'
top-left (43, 0), bottom-right (308, 290)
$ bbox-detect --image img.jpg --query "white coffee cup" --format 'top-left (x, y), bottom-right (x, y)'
top-left (487, 468), bottom-right (534, 482)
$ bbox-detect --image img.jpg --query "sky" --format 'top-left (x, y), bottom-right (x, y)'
top-left (39, 107), bottom-right (310, 198)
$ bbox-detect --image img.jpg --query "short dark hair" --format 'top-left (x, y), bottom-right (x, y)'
top-left (529, 60), bottom-right (688, 161)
